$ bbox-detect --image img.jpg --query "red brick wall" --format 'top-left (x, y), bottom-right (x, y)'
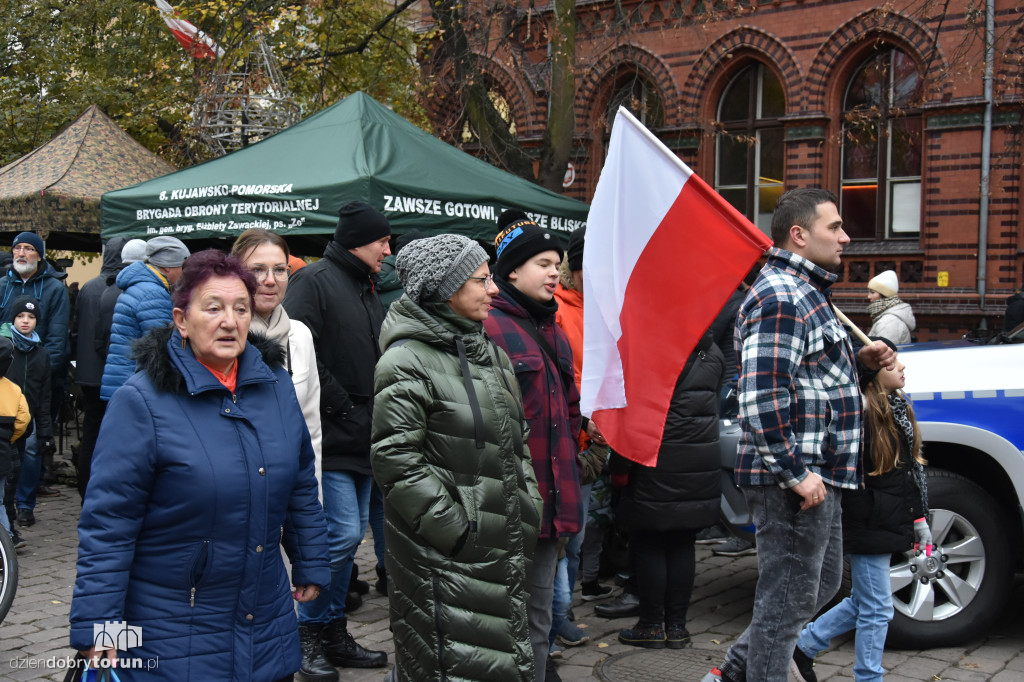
top-left (420, 0), bottom-right (1024, 339)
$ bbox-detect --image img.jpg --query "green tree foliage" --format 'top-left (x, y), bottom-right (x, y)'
top-left (1, 0), bottom-right (426, 167)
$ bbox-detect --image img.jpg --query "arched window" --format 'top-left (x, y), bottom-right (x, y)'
top-left (841, 47), bottom-right (922, 239)
top-left (606, 71), bottom-right (664, 129)
top-left (715, 62), bottom-right (785, 236)
top-left (460, 88), bottom-right (516, 144)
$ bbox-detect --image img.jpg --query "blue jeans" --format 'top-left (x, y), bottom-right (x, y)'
top-left (798, 553), bottom-right (893, 681)
top-left (296, 470), bottom-right (372, 624)
top-left (549, 482), bottom-right (591, 646)
top-left (721, 484), bottom-right (844, 681)
top-left (369, 482), bottom-right (386, 568)
top-left (15, 431), bottom-right (38, 511)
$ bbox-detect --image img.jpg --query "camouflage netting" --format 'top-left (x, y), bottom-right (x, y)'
top-left (0, 105), bottom-right (174, 250)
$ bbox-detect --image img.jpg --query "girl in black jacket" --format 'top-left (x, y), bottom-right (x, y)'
top-left (792, 339), bottom-right (929, 682)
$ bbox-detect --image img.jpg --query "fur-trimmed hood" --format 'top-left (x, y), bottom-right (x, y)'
top-left (132, 324), bottom-right (286, 395)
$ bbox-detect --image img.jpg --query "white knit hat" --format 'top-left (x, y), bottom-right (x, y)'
top-left (868, 270), bottom-right (899, 298)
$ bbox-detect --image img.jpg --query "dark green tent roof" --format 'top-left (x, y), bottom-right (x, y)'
top-left (101, 92), bottom-right (587, 250)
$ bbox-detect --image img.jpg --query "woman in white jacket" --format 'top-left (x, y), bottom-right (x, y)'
top-left (867, 269), bottom-right (916, 345)
top-left (232, 229), bottom-right (323, 497)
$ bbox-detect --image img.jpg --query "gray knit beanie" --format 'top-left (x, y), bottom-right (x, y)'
top-left (144, 236), bottom-right (190, 268)
top-left (396, 234), bottom-right (489, 304)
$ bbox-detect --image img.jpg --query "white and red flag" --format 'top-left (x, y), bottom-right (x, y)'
top-left (155, 0), bottom-right (224, 59)
top-left (581, 106), bottom-right (772, 466)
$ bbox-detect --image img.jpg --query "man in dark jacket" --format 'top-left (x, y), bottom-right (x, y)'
top-left (0, 232), bottom-right (68, 497)
top-left (484, 210), bottom-right (582, 682)
top-left (71, 236), bottom-right (127, 501)
top-left (284, 201), bottom-right (391, 675)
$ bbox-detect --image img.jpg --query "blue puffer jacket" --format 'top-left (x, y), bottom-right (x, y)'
top-left (71, 325), bottom-right (330, 681)
top-left (100, 262), bottom-right (174, 401)
top-left (0, 261), bottom-right (69, 373)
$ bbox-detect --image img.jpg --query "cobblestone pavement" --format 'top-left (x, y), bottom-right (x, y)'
top-left (2, 468), bottom-right (1023, 681)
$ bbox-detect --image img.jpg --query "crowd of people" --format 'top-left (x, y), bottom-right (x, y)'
top-left (0, 185), bottom-right (937, 681)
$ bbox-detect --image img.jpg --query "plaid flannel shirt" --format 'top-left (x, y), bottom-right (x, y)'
top-left (734, 247), bottom-right (862, 490)
top-left (484, 292), bottom-right (584, 539)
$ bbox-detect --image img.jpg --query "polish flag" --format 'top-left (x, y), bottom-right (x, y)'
top-left (155, 0), bottom-right (224, 59)
top-left (581, 107), bottom-right (772, 466)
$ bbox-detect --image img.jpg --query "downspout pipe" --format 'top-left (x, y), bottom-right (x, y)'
top-left (976, 0), bottom-right (994, 315)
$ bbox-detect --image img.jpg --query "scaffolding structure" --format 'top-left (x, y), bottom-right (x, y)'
top-left (193, 36), bottom-right (300, 156)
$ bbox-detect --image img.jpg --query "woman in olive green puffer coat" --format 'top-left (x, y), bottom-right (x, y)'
top-left (372, 235), bottom-right (542, 682)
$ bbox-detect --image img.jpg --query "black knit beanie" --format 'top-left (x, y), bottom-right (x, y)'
top-left (493, 209), bottom-right (564, 280)
top-left (567, 226), bottom-right (586, 272)
top-left (10, 296), bottom-right (41, 322)
top-left (334, 201), bottom-right (392, 249)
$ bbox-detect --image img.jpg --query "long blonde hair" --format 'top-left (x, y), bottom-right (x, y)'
top-left (863, 376), bottom-right (925, 476)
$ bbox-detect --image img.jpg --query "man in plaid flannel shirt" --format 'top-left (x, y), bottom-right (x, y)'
top-left (707, 188), bottom-right (895, 682)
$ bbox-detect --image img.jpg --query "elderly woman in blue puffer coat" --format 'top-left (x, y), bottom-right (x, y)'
top-left (70, 250), bottom-right (329, 682)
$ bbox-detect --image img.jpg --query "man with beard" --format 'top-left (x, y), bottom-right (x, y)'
top-left (703, 189), bottom-right (895, 682)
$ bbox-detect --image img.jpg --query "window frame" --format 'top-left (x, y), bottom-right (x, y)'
top-left (840, 47), bottom-right (923, 241)
top-left (714, 62), bottom-right (786, 235)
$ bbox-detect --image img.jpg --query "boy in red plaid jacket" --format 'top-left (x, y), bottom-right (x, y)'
top-left (484, 210), bottom-right (582, 682)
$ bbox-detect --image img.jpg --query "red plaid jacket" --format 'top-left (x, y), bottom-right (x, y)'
top-left (484, 292), bottom-right (584, 539)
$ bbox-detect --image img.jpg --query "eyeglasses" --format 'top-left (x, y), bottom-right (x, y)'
top-left (250, 265), bottom-right (291, 281)
top-left (12, 245), bottom-right (36, 254)
top-left (466, 274), bottom-right (495, 287)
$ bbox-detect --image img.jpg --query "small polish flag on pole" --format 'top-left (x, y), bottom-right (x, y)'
top-left (155, 0), bottom-right (224, 59)
top-left (581, 106), bottom-right (773, 466)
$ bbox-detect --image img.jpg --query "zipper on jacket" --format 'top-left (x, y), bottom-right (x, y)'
top-left (188, 539), bottom-right (211, 607)
top-left (432, 575), bottom-right (448, 681)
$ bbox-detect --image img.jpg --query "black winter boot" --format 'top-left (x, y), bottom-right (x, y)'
top-left (349, 564), bottom-right (370, 595)
top-left (321, 618), bottom-right (388, 668)
top-left (298, 623), bottom-right (340, 682)
top-left (375, 564), bottom-right (387, 596)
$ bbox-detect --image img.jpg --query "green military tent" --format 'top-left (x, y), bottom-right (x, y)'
top-left (101, 91), bottom-right (588, 251)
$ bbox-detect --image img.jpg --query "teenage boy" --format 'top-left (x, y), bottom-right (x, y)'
top-left (484, 210), bottom-right (583, 682)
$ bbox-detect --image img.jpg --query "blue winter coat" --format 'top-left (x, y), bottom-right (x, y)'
top-left (100, 262), bottom-right (174, 401)
top-left (70, 325), bottom-right (330, 681)
top-left (0, 261), bottom-right (70, 373)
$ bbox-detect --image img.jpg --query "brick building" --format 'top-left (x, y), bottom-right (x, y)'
top-left (417, 0), bottom-right (1024, 339)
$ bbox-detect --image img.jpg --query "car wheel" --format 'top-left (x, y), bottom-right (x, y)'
top-left (885, 469), bottom-right (1013, 648)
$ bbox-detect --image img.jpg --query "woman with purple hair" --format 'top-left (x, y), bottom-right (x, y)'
top-left (70, 249), bottom-right (329, 681)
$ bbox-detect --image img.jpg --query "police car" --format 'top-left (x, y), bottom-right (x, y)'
top-left (718, 336), bottom-right (1024, 648)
